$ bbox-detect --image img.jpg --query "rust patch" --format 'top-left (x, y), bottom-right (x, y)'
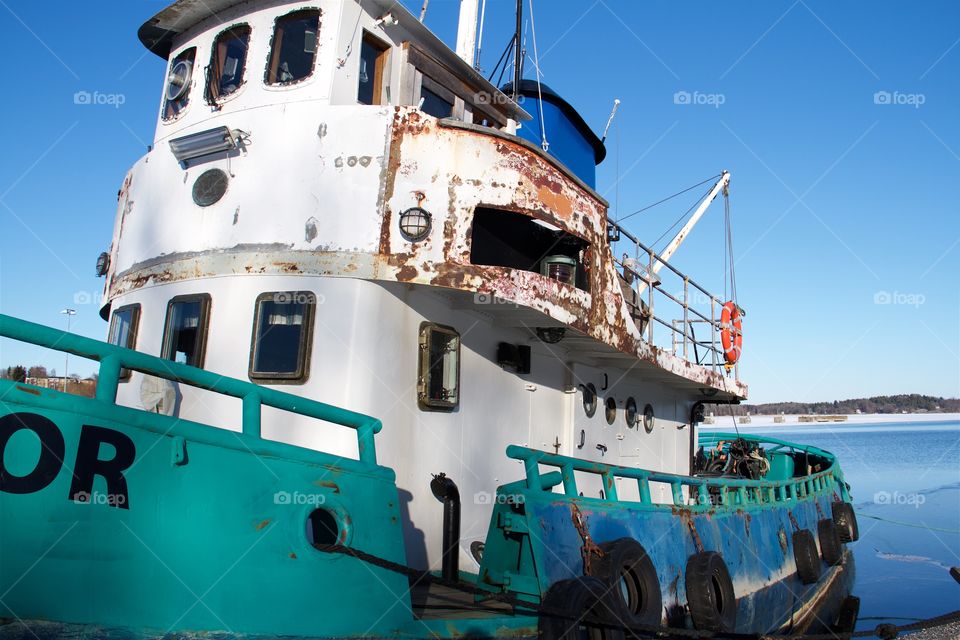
top-left (15, 385), bottom-right (41, 396)
top-left (570, 503), bottom-right (604, 574)
top-left (787, 511), bottom-right (801, 533)
top-left (255, 519), bottom-right (271, 531)
top-left (289, 552), bottom-right (297, 559)
top-left (313, 480), bottom-right (340, 493)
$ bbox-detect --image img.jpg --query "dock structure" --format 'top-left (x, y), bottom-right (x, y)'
top-left (798, 415), bottom-right (849, 423)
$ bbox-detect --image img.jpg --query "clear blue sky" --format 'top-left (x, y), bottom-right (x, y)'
top-left (1, 0), bottom-right (958, 404)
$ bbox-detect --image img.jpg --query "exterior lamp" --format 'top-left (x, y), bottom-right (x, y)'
top-left (398, 207), bottom-right (432, 242)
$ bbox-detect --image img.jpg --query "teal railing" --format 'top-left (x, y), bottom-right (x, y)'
top-left (0, 314), bottom-right (382, 465)
top-left (506, 433), bottom-right (846, 511)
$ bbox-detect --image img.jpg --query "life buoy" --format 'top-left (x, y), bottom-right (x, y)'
top-left (720, 301), bottom-right (742, 364)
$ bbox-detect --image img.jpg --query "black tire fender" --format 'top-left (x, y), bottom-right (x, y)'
top-left (793, 529), bottom-right (822, 584)
top-left (817, 518), bottom-right (844, 566)
top-left (832, 501), bottom-right (860, 542)
top-left (588, 538), bottom-right (663, 627)
top-left (539, 576), bottom-right (624, 640)
top-left (685, 551), bottom-right (737, 632)
top-left (831, 596), bottom-right (861, 633)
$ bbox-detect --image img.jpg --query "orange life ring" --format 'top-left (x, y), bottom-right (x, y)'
top-left (720, 301), bottom-right (742, 365)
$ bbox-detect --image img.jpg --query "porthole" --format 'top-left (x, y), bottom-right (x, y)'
top-left (604, 397), bottom-right (617, 425)
top-left (625, 397), bottom-right (638, 428)
top-left (642, 404), bottom-right (655, 433)
top-left (192, 169), bottom-right (229, 207)
top-left (582, 383), bottom-right (597, 418)
top-left (306, 508), bottom-right (340, 547)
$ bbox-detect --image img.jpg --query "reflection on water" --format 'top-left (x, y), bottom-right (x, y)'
top-left (715, 421), bottom-right (960, 628)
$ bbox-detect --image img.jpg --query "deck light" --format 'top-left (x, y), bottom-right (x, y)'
top-left (169, 126), bottom-right (243, 165)
top-left (95, 252), bottom-right (110, 277)
top-left (536, 327), bottom-right (565, 344)
top-left (398, 207), bottom-right (431, 241)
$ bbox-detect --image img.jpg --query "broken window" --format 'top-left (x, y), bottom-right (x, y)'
top-left (108, 304), bottom-right (140, 381)
top-left (207, 25), bottom-right (251, 102)
top-left (163, 47), bottom-right (196, 120)
top-left (358, 33), bottom-right (390, 105)
top-left (470, 207), bottom-right (590, 292)
top-left (249, 292), bottom-right (315, 383)
top-left (267, 9), bottom-right (321, 85)
top-left (418, 323), bottom-right (460, 411)
top-left (162, 295), bottom-right (211, 368)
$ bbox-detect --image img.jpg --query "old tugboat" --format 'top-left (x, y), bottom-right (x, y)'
top-left (0, 0), bottom-right (859, 637)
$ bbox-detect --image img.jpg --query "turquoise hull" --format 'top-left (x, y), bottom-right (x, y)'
top-left (0, 315), bottom-right (855, 638)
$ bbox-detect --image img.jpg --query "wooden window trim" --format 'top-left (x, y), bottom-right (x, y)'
top-left (360, 32), bottom-right (391, 105)
top-left (248, 291), bottom-right (315, 384)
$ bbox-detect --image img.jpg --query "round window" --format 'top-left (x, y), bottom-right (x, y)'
top-left (625, 397), bottom-right (638, 428)
top-left (582, 383), bottom-right (597, 418)
top-left (604, 397), bottom-right (617, 425)
top-left (642, 403), bottom-right (655, 433)
top-left (192, 169), bottom-right (229, 207)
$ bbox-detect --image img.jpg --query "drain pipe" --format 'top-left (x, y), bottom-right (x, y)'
top-left (430, 473), bottom-right (461, 582)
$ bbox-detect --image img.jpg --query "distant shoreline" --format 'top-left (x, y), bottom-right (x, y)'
top-left (701, 412), bottom-right (960, 429)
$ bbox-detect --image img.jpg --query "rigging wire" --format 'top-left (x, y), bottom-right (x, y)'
top-left (617, 174), bottom-right (722, 224)
top-left (527, 0), bottom-right (549, 151)
top-left (649, 186), bottom-right (714, 253)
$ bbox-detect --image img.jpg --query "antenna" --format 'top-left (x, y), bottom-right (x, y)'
top-left (601, 99), bottom-right (621, 143)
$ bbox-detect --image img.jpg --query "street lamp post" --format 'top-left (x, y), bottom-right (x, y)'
top-left (60, 309), bottom-right (76, 392)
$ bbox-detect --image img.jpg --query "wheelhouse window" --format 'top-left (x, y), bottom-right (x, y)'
top-left (108, 304), bottom-right (140, 380)
top-left (358, 33), bottom-right (389, 105)
top-left (163, 47), bottom-right (196, 120)
top-left (267, 9), bottom-right (321, 85)
top-left (207, 25), bottom-right (251, 102)
top-left (249, 292), bottom-right (315, 383)
top-left (419, 82), bottom-right (454, 119)
top-left (418, 323), bottom-right (460, 411)
top-left (162, 295), bottom-right (211, 368)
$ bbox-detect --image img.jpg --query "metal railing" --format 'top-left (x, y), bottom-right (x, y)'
top-left (0, 314), bottom-right (382, 466)
top-left (506, 433), bottom-right (847, 512)
top-left (607, 218), bottom-right (741, 379)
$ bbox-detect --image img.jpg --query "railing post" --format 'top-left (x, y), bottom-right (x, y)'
top-left (604, 472), bottom-right (618, 502)
top-left (638, 477), bottom-right (651, 504)
top-left (95, 355), bottom-right (121, 404)
top-left (683, 277), bottom-right (690, 360)
top-left (242, 392), bottom-right (262, 438)
top-left (523, 457), bottom-right (542, 491)
top-left (357, 421), bottom-right (378, 465)
top-left (647, 248), bottom-right (655, 344)
top-left (561, 463), bottom-right (577, 497)
top-left (710, 297), bottom-right (717, 371)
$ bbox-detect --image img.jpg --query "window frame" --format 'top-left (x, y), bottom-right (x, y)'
top-left (161, 294), bottom-right (212, 369)
top-left (108, 304), bottom-right (141, 381)
top-left (417, 322), bottom-right (461, 412)
top-left (162, 47), bottom-right (197, 122)
top-left (265, 8), bottom-right (322, 87)
top-left (248, 291), bottom-right (316, 384)
top-left (357, 31), bottom-right (390, 105)
top-left (206, 23), bottom-right (252, 104)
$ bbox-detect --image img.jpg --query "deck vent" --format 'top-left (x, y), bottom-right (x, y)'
top-left (541, 255), bottom-right (577, 285)
top-left (169, 126), bottom-right (242, 165)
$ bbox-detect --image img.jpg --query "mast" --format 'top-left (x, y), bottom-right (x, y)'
top-left (455, 0), bottom-right (479, 67)
top-left (512, 0), bottom-right (522, 99)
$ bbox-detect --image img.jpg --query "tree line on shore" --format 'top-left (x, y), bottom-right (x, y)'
top-left (708, 394), bottom-right (959, 416)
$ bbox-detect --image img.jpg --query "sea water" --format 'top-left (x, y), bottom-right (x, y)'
top-left (723, 421), bottom-right (960, 628)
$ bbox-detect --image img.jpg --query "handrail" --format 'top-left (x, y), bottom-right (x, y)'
top-left (608, 217), bottom-right (742, 377)
top-left (0, 314), bottom-right (382, 466)
top-left (505, 432), bottom-right (845, 510)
